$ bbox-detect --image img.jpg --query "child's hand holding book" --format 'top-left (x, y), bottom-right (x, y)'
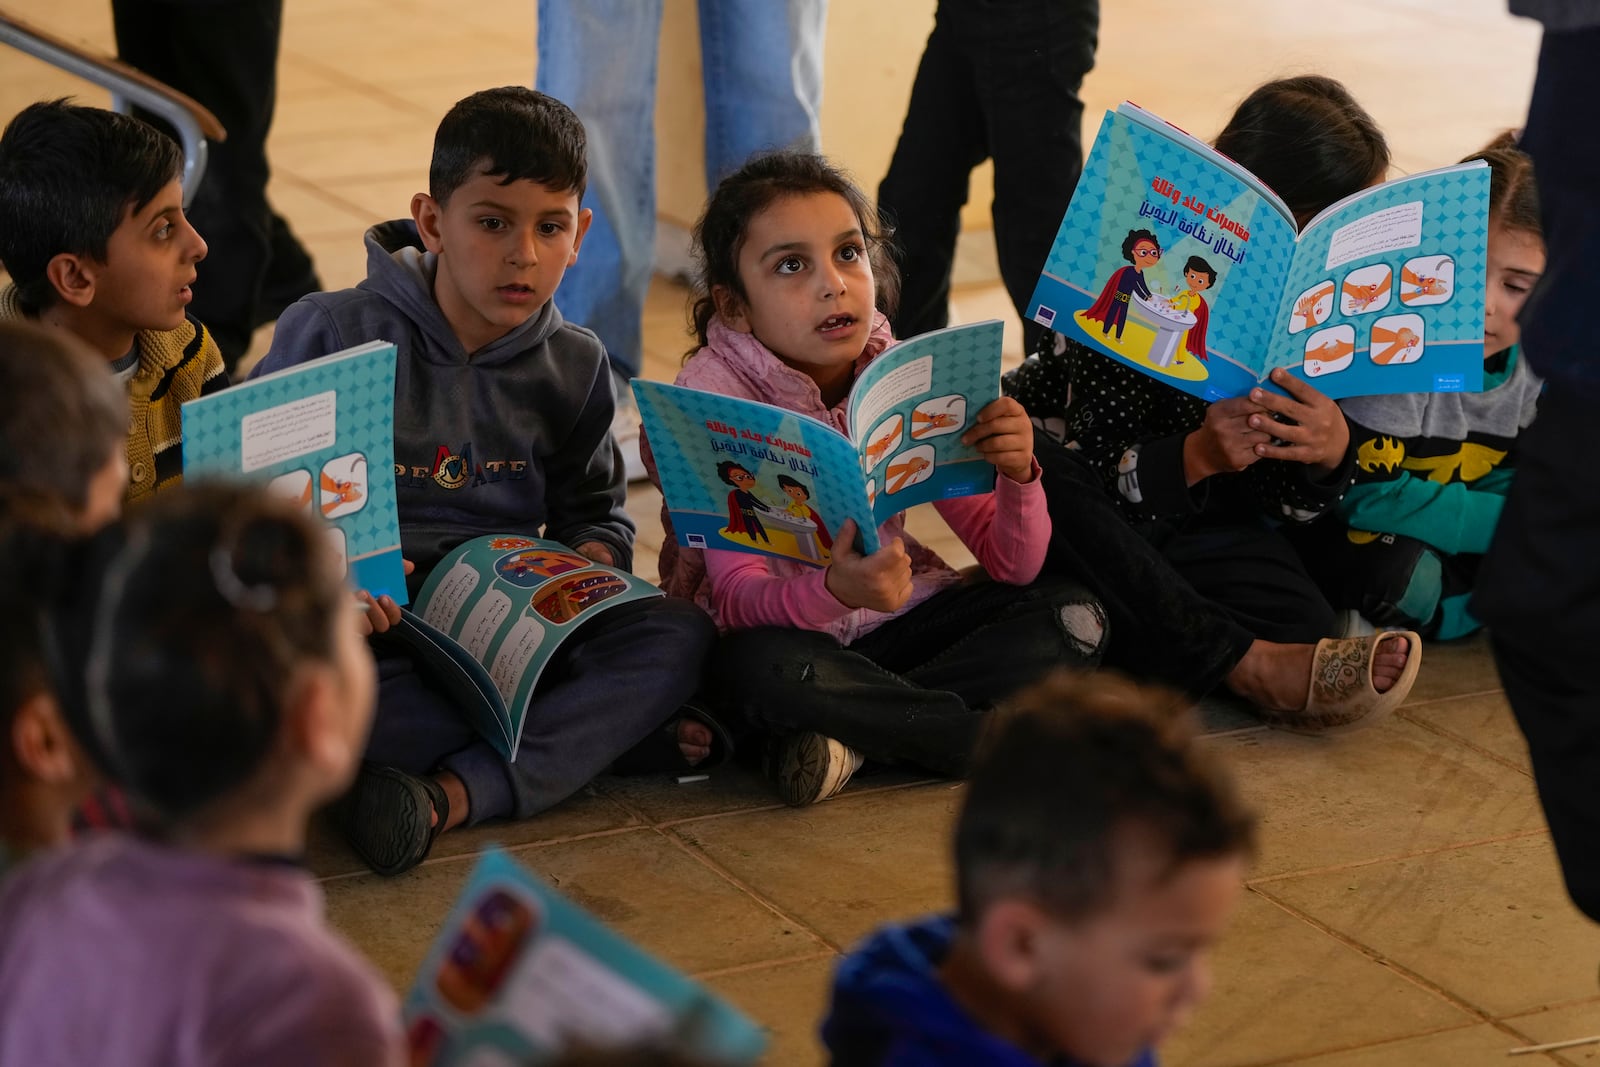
top-left (825, 519), bottom-right (913, 613)
top-left (961, 397), bottom-right (1036, 484)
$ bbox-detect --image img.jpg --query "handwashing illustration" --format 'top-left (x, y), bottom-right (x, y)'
top-left (1341, 264), bottom-right (1393, 315)
top-left (1303, 324), bottom-right (1356, 377)
top-left (1290, 280), bottom-right (1336, 333)
top-left (1399, 256), bottom-right (1455, 306)
top-left (1370, 314), bottom-right (1425, 364)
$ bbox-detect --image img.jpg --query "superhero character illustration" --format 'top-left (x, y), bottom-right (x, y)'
top-left (1083, 228), bottom-right (1161, 340)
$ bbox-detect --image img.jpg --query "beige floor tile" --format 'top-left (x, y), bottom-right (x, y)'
top-left (263, 174), bottom-right (379, 241)
top-left (1502, 1000), bottom-right (1600, 1062)
top-left (299, 231), bottom-right (376, 293)
top-left (1167, 891), bottom-right (1472, 1067)
top-left (1217, 716), bottom-right (1545, 879)
top-left (267, 123), bottom-right (436, 185)
top-left (1404, 634), bottom-right (1503, 704)
top-left (1400, 691), bottom-right (1533, 775)
top-left (1269, 1023), bottom-right (1558, 1067)
top-left (307, 173), bottom-right (429, 227)
top-left (703, 956), bottom-right (837, 1067)
top-left (326, 827), bottom-right (826, 991)
top-left (305, 786), bottom-right (641, 881)
top-left (671, 783), bottom-right (962, 951)
top-left (946, 284), bottom-right (1025, 364)
top-left (598, 763), bottom-right (789, 828)
top-left (1261, 836), bottom-right (1600, 1019)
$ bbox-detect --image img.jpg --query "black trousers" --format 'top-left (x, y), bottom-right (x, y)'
top-left (877, 0), bottom-right (1099, 349)
top-left (706, 576), bottom-right (1107, 779)
top-left (113, 0), bottom-right (319, 367)
top-left (1035, 436), bottom-right (1255, 694)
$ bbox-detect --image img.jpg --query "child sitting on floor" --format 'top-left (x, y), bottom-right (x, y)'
top-left (0, 321), bottom-right (129, 871)
top-left (0, 484), bottom-right (404, 1064)
top-left (644, 151), bottom-right (1107, 806)
top-left (253, 88), bottom-right (716, 875)
top-left (0, 99), bottom-right (226, 504)
top-left (1292, 134), bottom-right (1546, 640)
top-left (822, 671), bottom-right (1256, 1066)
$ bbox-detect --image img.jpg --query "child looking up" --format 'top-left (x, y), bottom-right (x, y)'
top-left (0, 100), bottom-right (226, 504)
top-left (823, 671), bottom-right (1255, 1066)
top-left (645, 151), bottom-right (1107, 806)
top-left (1294, 134), bottom-right (1545, 640)
top-left (1005, 76), bottom-right (1418, 730)
top-left (0, 321), bottom-right (129, 871)
top-left (0, 485), bottom-right (402, 1064)
top-left (254, 88), bottom-right (715, 875)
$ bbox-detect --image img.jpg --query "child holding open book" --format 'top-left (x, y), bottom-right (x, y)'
top-left (643, 151), bottom-right (1106, 807)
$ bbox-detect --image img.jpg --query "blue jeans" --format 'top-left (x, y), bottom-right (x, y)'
top-left (536, 0), bottom-right (826, 375)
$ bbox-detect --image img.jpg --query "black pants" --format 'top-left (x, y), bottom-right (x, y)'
top-left (705, 576), bottom-right (1107, 778)
top-left (113, 0), bottom-right (319, 367)
top-left (1034, 437), bottom-right (1255, 694)
top-left (1476, 386), bottom-right (1600, 919)
top-left (1290, 519), bottom-right (1481, 641)
top-left (877, 0), bottom-right (1099, 348)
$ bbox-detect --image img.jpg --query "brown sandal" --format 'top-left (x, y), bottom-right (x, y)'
top-left (1257, 631), bottom-right (1422, 734)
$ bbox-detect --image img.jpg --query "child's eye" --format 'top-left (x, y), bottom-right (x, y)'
top-left (479, 217), bottom-right (507, 233)
top-left (154, 222), bottom-right (173, 240)
top-left (775, 256), bottom-right (805, 275)
top-left (537, 221), bottom-right (564, 237)
top-left (1143, 954), bottom-right (1188, 975)
top-left (839, 243), bottom-right (865, 262)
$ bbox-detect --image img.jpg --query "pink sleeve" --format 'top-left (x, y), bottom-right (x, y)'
top-left (931, 459), bottom-right (1050, 584)
top-left (705, 548), bottom-right (854, 632)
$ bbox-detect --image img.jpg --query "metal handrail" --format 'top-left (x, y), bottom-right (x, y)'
top-left (0, 10), bottom-right (226, 205)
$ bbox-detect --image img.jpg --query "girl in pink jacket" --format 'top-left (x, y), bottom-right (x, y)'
top-left (644, 152), bottom-right (1106, 806)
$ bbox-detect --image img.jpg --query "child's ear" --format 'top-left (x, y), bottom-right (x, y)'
top-left (976, 898), bottom-right (1050, 992)
top-left (713, 285), bottom-right (752, 334)
top-left (44, 253), bottom-right (98, 310)
top-left (286, 668), bottom-right (358, 780)
top-left (412, 192), bottom-right (446, 254)
top-left (10, 695), bottom-right (81, 786)
top-left (568, 206), bottom-right (593, 266)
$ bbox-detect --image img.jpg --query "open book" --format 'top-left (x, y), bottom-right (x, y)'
top-left (634, 320), bottom-right (1003, 565)
top-left (181, 340), bottom-right (408, 603)
top-left (405, 849), bottom-right (766, 1066)
top-left (396, 536), bottom-right (662, 760)
top-left (1027, 103), bottom-right (1491, 401)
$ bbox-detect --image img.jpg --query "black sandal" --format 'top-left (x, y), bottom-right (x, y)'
top-left (335, 763), bottom-right (450, 877)
top-left (609, 703), bottom-right (734, 777)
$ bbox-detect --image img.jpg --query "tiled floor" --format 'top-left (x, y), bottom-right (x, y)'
top-left (6, 2), bottom-right (1597, 1064)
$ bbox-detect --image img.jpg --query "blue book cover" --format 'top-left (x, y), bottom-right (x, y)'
top-left (635, 320), bottom-right (1003, 563)
top-left (404, 849), bottom-right (766, 1066)
top-left (181, 340), bottom-right (407, 603)
top-left (1027, 103), bottom-right (1491, 402)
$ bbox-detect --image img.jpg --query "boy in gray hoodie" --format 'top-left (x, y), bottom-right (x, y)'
top-left (253, 88), bottom-right (715, 876)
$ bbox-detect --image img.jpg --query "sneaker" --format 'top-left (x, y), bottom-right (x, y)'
top-left (611, 377), bottom-right (648, 483)
top-left (768, 732), bottom-right (863, 806)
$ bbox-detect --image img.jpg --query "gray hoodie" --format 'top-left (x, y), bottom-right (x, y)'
top-left (252, 220), bottom-right (633, 582)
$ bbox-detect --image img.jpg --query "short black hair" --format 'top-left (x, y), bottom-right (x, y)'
top-left (1213, 76), bottom-right (1389, 226)
top-left (776, 474), bottom-right (809, 496)
top-left (717, 461), bottom-right (751, 486)
top-left (429, 87), bottom-right (587, 205)
top-left (0, 322), bottom-right (127, 521)
top-left (1183, 256), bottom-right (1217, 287)
top-left (955, 671), bottom-right (1256, 926)
top-left (0, 99), bottom-right (184, 315)
top-left (1121, 229), bottom-right (1160, 263)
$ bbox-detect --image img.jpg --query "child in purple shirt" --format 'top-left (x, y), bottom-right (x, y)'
top-left (0, 484), bottom-right (403, 1065)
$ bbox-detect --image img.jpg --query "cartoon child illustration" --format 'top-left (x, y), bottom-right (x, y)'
top-left (776, 474), bottom-right (833, 550)
top-left (1169, 255), bottom-right (1215, 364)
top-left (1083, 228), bottom-right (1161, 340)
top-left (718, 460), bottom-right (773, 544)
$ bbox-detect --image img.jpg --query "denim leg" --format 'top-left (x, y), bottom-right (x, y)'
top-left (501, 597), bottom-right (716, 819)
top-left (535, 0), bottom-right (664, 376)
top-left (698, 0), bottom-right (826, 184)
top-left (367, 652), bottom-right (518, 825)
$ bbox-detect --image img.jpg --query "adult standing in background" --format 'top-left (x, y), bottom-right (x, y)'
top-left (877, 0), bottom-right (1099, 348)
top-left (536, 0), bottom-right (827, 480)
top-left (1474, 0), bottom-right (1600, 922)
top-left (113, 0), bottom-right (320, 371)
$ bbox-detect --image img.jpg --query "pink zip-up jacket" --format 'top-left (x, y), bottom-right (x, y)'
top-left (642, 313), bottom-right (1051, 644)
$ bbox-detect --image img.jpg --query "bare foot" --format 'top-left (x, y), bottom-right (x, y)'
top-left (430, 770), bottom-right (470, 833)
top-left (677, 719), bottom-right (713, 766)
top-left (1226, 634), bottom-right (1414, 711)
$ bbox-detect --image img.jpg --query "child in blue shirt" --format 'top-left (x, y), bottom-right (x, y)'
top-left (823, 672), bottom-right (1255, 1066)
